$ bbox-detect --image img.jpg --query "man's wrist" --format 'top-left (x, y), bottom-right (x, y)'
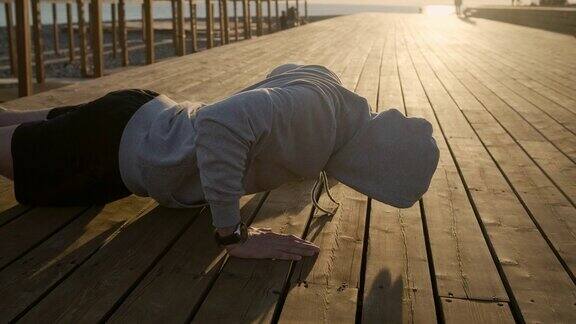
top-left (214, 222), bottom-right (249, 247)
top-left (216, 224), bottom-right (239, 236)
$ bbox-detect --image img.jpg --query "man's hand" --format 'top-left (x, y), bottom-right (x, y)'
top-left (225, 227), bottom-right (320, 260)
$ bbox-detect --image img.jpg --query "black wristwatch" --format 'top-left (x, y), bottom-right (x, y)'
top-left (214, 222), bottom-right (248, 246)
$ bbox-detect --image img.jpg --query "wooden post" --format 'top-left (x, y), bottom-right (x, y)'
top-left (275, 0), bottom-right (279, 30)
top-left (15, 0), bottom-right (32, 96)
top-left (52, 3), bottom-right (60, 56)
top-left (304, 0), bottom-right (307, 19)
top-left (77, 0), bottom-right (88, 76)
top-left (223, 0), bottom-right (229, 44)
top-left (242, 0), bottom-right (249, 39)
top-left (218, 0), bottom-right (224, 45)
top-left (206, 1), bottom-right (213, 48)
top-left (295, 0), bottom-right (299, 24)
top-left (189, 0), bottom-right (197, 53)
top-left (4, 2), bottom-right (17, 76)
top-left (256, 0), bottom-right (262, 36)
top-left (141, 4), bottom-right (146, 42)
top-left (144, 0), bottom-right (154, 64)
top-left (90, 0), bottom-right (103, 77)
top-left (118, 0), bottom-right (128, 65)
top-left (171, 0), bottom-right (177, 53)
top-left (233, 0), bottom-right (238, 41)
top-left (285, 0), bottom-right (288, 13)
top-left (66, 3), bottom-right (75, 62)
top-left (31, 0), bottom-right (45, 84)
top-left (266, 0), bottom-right (271, 33)
top-left (176, 0), bottom-right (186, 55)
top-left (111, 3), bottom-right (117, 58)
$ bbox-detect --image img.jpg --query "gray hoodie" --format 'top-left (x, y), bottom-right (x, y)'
top-left (118, 64), bottom-right (439, 228)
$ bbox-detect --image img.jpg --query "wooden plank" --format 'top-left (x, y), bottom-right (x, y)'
top-left (189, 184), bottom-right (316, 323)
top-left (407, 29), bottom-right (576, 278)
top-left (66, 3), bottom-right (75, 62)
top-left (441, 18), bottom-right (576, 102)
top-left (519, 79), bottom-right (576, 115)
top-left (355, 29), bottom-right (436, 323)
top-left (176, 0), bottom-right (186, 55)
top-left (102, 193), bottom-right (264, 323)
top-left (113, 182), bottom-right (304, 323)
top-left (0, 196), bottom-right (154, 322)
top-left (395, 25), bottom-right (508, 310)
top-left (90, 0), bottom-right (103, 77)
top-left (450, 41), bottom-right (576, 128)
top-left (446, 44), bottom-right (576, 163)
top-left (18, 205), bottom-right (204, 322)
top-left (144, 0), bottom-right (154, 64)
top-left (14, 0), bottom-right (31, 96)
top-left (77, 0), bottom-right (88, 76)
top-left (414, 30), bottom-right (576, 206)
top-left (442, 298), bottom-right (515, 324)
top-left (398, 22), bottom-right (576, 324)
top-left (118, 0), bottom-right (128, 65)
top-left (52, 3), bottom-right (60, 56)
top-left (0, 206), bottom-right (87, 270)
top-left (279, 182), bottom-right (367, 323)
top-left (362, 201), bottom-right (437, 323)
top-left (0, 178), bottom-right (30, 226)
top-left (5, 2), bottom-right (17, 76)
top-left (31, 0), bottom-right (45, 84)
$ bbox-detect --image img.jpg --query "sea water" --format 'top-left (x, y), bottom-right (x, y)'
top-left (0, 2), bottom-right (419, 27)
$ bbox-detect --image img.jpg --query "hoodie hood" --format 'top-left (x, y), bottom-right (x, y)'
top-left (325, 109), bottom-right (439, 208)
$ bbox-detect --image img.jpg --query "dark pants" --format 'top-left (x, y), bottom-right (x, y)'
top-left (11, 89), bottom-right (158, 206)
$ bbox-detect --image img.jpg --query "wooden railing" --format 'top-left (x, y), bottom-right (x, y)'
top-left (3, 0), bottom-right (309, 97)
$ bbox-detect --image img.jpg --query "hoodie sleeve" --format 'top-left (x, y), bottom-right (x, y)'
top-left (195, 89), bottom-right (274, 228)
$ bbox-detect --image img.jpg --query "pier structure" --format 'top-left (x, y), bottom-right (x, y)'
top-left (1, 13), bottom-right (575, 323)
top-left (1, 0), bottom-right (309, 97)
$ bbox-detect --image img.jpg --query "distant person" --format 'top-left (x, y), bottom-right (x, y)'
top-left (455, 0), bottom-right (463, 16)
top-left (287, 6), bottom-right (298, 26)
top-left (280, 10), bottom-right (288, 30)
top-left (0, 64), bottom-right (439, 261)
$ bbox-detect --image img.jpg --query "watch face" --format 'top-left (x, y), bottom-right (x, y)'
top-left (215, 223), bottom-right (248, 246)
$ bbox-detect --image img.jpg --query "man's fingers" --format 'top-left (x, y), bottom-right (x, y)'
top-left (274, 238), bottom-right (320, 251)
top-left (276, 246), bottom-right (318, 256)
top-left (267, 232), bottom-right (318, 247)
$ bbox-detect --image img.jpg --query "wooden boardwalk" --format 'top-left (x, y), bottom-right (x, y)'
top-left (1, 13), bottom-right (575, 323)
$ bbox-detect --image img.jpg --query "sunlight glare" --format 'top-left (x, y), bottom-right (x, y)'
top-left (423, 5), bottom-right (456, 16)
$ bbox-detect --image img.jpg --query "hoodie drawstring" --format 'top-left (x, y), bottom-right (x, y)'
top-left (311, 171), bottom-right (341, 216)
top-left (190, 171), bottom-right (341, 216)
